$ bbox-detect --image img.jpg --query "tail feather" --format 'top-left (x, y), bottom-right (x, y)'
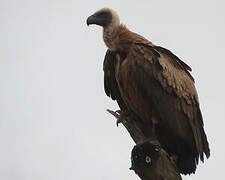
top-left (176, 107), bottom-right (210, 174)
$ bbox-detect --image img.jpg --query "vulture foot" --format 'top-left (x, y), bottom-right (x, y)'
top-left (116, 110), bottom-right (130, 127)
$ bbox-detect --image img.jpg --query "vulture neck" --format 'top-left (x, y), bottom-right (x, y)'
top-left (103, 24), bottom-right (151, 53)
top-left (103, 24), bottom-right (122, 51)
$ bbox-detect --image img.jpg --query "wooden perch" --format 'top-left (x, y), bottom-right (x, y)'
top-left (107, 109), bottom-right (182, 180)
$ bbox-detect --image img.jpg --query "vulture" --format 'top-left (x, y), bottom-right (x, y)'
top-left (87, 8), bottom-right (210, 175)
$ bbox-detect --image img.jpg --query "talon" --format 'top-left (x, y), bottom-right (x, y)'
top-left (116, 110), bottom-right (122, 114)
top-left (107, 109), bottom-right (131, 127)
top-left (116, 110), bottom-right (130, 127)
top-left (116, 117), bottom-right (123, 127)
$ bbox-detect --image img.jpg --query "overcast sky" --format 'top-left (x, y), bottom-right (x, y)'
top-left (0, 0), bottom-right (224, 179)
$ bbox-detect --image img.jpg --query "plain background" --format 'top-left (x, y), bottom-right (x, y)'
top-left (0, 0), bottom-right (224, 179)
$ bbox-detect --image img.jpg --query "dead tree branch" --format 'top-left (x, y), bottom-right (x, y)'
top-left (107, 109), bottom-right (182, 180)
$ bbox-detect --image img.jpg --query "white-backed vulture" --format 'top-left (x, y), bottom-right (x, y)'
top-left (87, 8), bottom-right (210, 175)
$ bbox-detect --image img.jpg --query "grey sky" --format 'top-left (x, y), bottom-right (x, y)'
top-left (0, 0), bottom-right (224, 179)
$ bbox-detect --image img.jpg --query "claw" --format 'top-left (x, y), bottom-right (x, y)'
top-left (116, 117), bottom-right (123, 127)
top-left (116, 110), bottom-right (122, 114)
top-left (107, 109), bottom-right (130, 127)
top-left (116, 110), bottom-right (130, 126)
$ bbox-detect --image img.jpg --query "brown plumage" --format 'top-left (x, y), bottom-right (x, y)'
top-left (87, 8), bottom-right (210, 175)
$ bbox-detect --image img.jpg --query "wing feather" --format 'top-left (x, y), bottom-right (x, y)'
top-left (124, 43), bottom-right (210, 174)
top-left (103, 49), bottom-right (127, 110)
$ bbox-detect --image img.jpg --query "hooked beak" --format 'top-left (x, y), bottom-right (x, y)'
top-left (87, 14), bottom-right (104, 26)
top-left (87, 14), bottom-right (98, 26)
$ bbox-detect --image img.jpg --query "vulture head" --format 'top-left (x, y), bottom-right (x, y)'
top-left (87, 8), bottom-right (121, 50)
top-left (87, 8), bottom-right (120, 28)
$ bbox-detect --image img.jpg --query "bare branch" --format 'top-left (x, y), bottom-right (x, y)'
top-left (107, 109), bottom-right (182, 180)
